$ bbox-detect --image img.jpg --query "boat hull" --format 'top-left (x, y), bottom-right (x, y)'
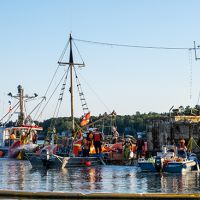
top-left (138, 159), bottom-right (198, 173)
top-left (26, 153), bottom-right (102, 169)
top-left (138, 161), bottom-right (157, 172)
top-left (163, 160), bottom-right (197, 173)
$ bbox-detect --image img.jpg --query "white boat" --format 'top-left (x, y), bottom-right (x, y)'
top-left (138, 145), bottom-right (200, 173)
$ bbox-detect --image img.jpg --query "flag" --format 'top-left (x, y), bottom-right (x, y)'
top-left (8, 101), bottom-right (12, 112)
top-left (80, 112), bottom-right (90, 127)
top-left (85, 112), bottom-right (90, 120)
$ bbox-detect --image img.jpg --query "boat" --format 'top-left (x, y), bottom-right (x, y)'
top-left (26, 147), bottom-right (102, 169)
top-left (0, 85), bottom-right (43, 159)
top-left (138, 144), bottom-right (200, 173)
top-left (26, 34), bottom-right (106, 169)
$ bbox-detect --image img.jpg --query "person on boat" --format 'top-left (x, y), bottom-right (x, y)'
top-left (20, 131), bottom-right (28, 145)
top-left (136, 135), bottom-right (144, 159)
top-left (86, 129), bottom-right (93, 153)
top-left (177, 138), bottom-right (187, 158)
top-left (31, 130), bottom-right (38, 144)
top-left (93, 128), bottom-right (103, 155)
top-left (73, 130), bottom-right (83, 156)
top-left (112, 127), bottom-right (119, 144)
top-left (123, 138), bottom-right (133, 160)
top-left (10, 131), bottom-right (16, 145)
top-left (10, 132), bottom-right (16, 139)
top-left (81, 134), bottom-right (90, 157)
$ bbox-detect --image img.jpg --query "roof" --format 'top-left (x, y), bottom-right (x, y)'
top-left (174, 116), bottom-right (200, 123)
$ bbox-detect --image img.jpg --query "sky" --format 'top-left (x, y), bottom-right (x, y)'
top-left (0, 0), bottom-right (200, 122)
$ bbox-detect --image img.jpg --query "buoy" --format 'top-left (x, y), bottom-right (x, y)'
top-left (0, 151), bottom-right (4, 157)
top-left (85, 161), bottom-right (91, 167)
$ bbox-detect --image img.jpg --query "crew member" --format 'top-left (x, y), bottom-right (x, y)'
top-left (10, 131), bottom-right (16, 145)
top-left (123, 138), bottom-right (132, 160)
top-left (87, 129), bottom-right (93, 153)
top-left (136, 135), bottom-right (144, 159)
top-left (112, 127), bottom-right (119, 144)
top-left (81, 135), bottom-right (90, 157)
top-left (93, 128), bottom-right (103, 155)
top-left (177, 138), bottom-right (187, 158)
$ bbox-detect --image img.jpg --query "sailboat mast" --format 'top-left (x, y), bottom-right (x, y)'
top-left (69, 34), bottom-right (75, 131)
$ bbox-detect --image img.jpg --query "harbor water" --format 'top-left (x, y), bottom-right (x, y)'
top-left (0, 158), bottom-right (200, 194)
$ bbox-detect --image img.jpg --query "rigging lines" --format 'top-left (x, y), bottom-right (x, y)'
top-left (73, 38), bottom-right (194, 51)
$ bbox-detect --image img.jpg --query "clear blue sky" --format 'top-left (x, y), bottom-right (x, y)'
top-left (0, 0), bottom-right (200, 121)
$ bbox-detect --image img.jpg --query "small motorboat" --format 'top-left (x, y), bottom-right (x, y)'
top-left (138, 145), bottom-right (200, 173)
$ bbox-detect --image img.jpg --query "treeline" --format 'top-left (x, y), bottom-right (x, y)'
top-left (38, 105), bottom-right (200, 136)
top-left (37, 111), bottom-right (165, 137)
top-left (4, 105), bottom-right (200, 137)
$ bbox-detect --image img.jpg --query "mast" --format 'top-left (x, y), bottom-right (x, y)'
top-left (7, 85), bottom-right (38, 126)
top-left (18, 85), bottom-right (24, 126)
top-left (58, 34), bottom-right (85, 132)
top-left (69, 34), bottom-right (75, 131)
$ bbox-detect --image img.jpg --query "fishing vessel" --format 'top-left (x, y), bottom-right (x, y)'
top-left (26, 34), bottom-right (106, 168)
top-left (0, 85), bottom-right (43, 159)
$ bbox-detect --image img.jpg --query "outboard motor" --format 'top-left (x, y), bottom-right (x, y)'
top-left (41, 149), bottom-right (50, 161)
top-left (155, 156), bottom-right (163, 172)
top-left (40, 149), bottom-right (50, 167)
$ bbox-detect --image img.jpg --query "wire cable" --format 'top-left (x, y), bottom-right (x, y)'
top-left (74, 38), bottom-right (193, 50)
top-left (4, 104), bottom-right (20, 126)
top-left (76, 70), bottom-right (111, 114)
top-left (72, 39), bottom-right (85, 64)
top-left (36, 70), bottom-right (68, 121)
top-left (34, 40), bottom-right (70, 120)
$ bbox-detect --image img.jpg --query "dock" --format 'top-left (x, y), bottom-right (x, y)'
top-left (0, 190), bottom-right (200, 199)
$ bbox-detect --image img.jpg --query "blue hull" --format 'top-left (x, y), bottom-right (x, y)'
top-left (138, 160), bottom-right (198, 173)
top-left (138, 162), bottom-right (157, 172)
top-left (164, 161), bottom-right (196, 173)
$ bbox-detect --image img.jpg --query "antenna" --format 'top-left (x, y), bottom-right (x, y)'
top-left (194, 41), bottom-right (200, 60)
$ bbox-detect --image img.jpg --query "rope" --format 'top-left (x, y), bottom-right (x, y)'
top-left (76, 70), bottom-right (111, 113)
top-left (188, 50), bottom-right (193, 102)
top-left (34, 40), bottom-right (69, 120)
top-left (72, 39), bottom-right (85, 64)
top-left (53, 67), bottom-right (70, 118)
top-left (74, 38), bottom-right (192, 50)
top-left (74, 68), bottom-right (89, 115)
top-left (26, 97), bottom-right (46, 122)
top-left (0, 101), bottom-right (20, 122)
top-left (36, 70), bottom-right (68, 121)
top-left (4, 104), bottom-right (20, 126)
top-left (58, 40), bottom-right (70, 62)
top-left (33, 64), bottom-right (60, 120)
top-left (187, 137), bottom-right (200, 152)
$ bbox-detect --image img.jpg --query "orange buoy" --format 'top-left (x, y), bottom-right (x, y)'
top-left (85, 161), bottom-right (91, 167)
top-left (0, 151), bottom-right (4, 157)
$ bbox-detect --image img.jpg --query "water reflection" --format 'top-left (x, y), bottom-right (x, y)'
top-left (1, 158), bottom-right (200, 193)
top-left (160, 172), bottom-right (200, 193)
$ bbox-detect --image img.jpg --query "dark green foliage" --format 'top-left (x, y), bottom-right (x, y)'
top-left (4, 105), bottom-right (200, 136)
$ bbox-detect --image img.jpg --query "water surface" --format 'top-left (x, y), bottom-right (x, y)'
top-left (0, 158), bottom-right (200, 194)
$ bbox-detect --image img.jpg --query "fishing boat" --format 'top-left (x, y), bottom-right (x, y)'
top-left (0, 85), bottom-right (43, 159)
top-left (26, 34), bottom-right (106, 169)
top-left (138, 144), bottom-right (200, 173)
